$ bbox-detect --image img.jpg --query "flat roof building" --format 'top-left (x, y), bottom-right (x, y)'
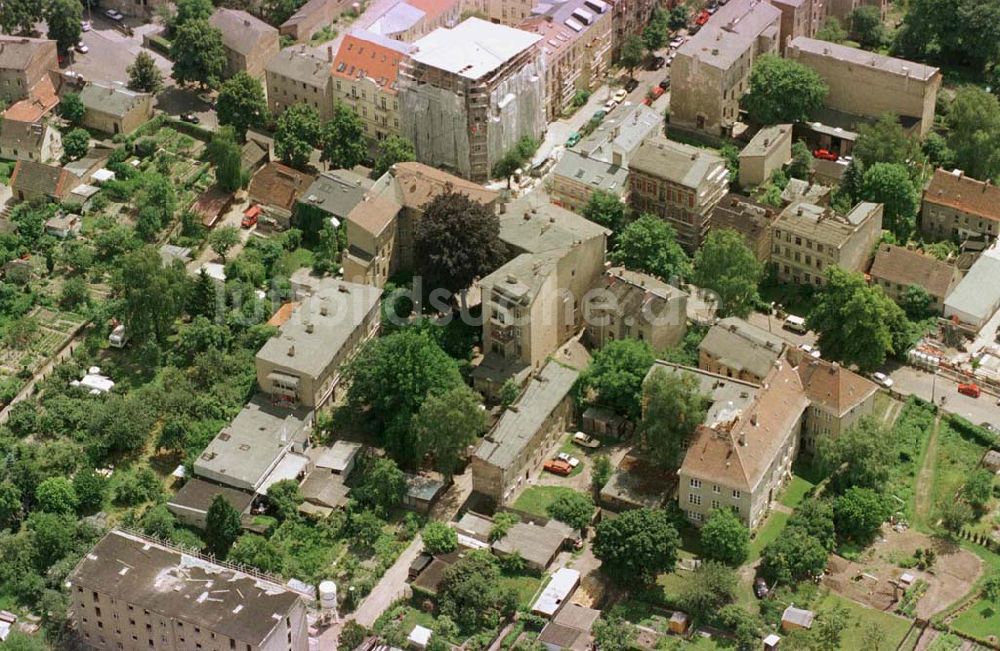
top-left (944, 245), bottom-right (1000, 330)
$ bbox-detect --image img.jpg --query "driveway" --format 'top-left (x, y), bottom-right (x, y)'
top-left (68, 16), bottom-right (172, 85)
top-left (156, 87), bottom-right (219, 130)
top-left (186, 198), bottom-right (254, 275)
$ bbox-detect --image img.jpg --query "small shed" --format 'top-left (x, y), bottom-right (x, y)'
top-left (405, 474), bottom-right (446, 514)
top-left (781, 605), bottom-right (815, 632)
top-left (531, 567), bottom-right (580, 617)
top-left (668, 611), bottom-right (689, 634)
top-left (44, 212), bottom-right (81, 238)
top-left (763, 633), bottom-right (781, 650)
top-left (314, 440), bottom-right (363, 476)
top-left (582, 406), bottom-right (628, 438)
top-left (408, 624), bottom-right (432, 650)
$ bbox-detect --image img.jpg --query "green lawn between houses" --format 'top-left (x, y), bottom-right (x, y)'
top-left (813, 593), bottom-right (914, 650)
top-left (511, 485), bottom-right (579, 518)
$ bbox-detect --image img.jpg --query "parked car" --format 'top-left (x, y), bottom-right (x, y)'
top-left (573, 432), bottom-right (601, 449)
top-left (612, 88), bottom-right (628, 103)
top-left (871, 372), bottom-right (894, 389)
top-left (659, 78), bottom-right (671, 90)
top-left (557, 452), bottom-right (580, 468)
top-left (81, 20), bottom-right (91, 31)
top-left (624, 78), bottom-right (639, 92)
top-left (566, 132), bottom-right (581, 148)
top-left (650, 56), bottom-right (666, 70)
top-left (645, 86), bottom-right (665, 106)
top-left (800, 344), bottom-right (821, 359)
top-left (74, 41), bottom-right (89, 54)
top-left (666, 52), bottom-right (676, 66)
top-left (104, 8), bottom-right (124, 21)
top-left (543, 459), bottom-right (573, 476)
top-left (695, 9), bottom-right (711, 25)
top-left (783, 314), bottom-right (807, 334)
top-left (812, 148), bottom-right (839, 161)
top-left (592, 109), bottom-right (607, 122)
top-left (958, 383), bottom-right (981, 398)
top-left (669, 36), bottom-right (686, 49)
top-left (754, 578), bottom-right (769, 599)
top-left (180, 113), bottom-right (200, 124)
top-left (241, 205), bottom-right (260, 228)
top-left (603, 99), bottom-right (618, 113)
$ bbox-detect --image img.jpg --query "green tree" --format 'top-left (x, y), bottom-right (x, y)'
top-left (642, 7), bottom-right (670, 51)
top-left (759, 527), bottom-right (829, 584)
top-left (582, 189), bottom-right (629, 239)
top-left (59, 276), bottom-right (89, 310)
top-left (692, 228), bottom-right (763, 318)
top-left (923, 131), bottom-right (956, 169)
top-left (787, 140), bottom-right (813, 180)
top-left (546, 492), bottom-right (595, 534)
top-left (72, 470), bottom-right (106, 514)
top-left (207, 225), bottom-right (240, 262)
top-left (0, 481), bottom-right (22, 530)
top-left (349, 509), bottom-right (385, 549)
top-left (700, 508), bottom-right (750, 566)
top-left (0, 0), bottom-right (43, 35)
top-left (833, 487), bottom-right (888, 544)
top-left (849, 5), bottom-right (885, 49)
top-left (207, 126), bottom-right (245, 192)
top-left (339, 622), bottom-right (370, 651)
top-left (171, 20), bottom-right (227, 89)
top-left (813, 604), bottom-right (851, 650)
top-left (414, 191), bottom-right (508, 302)
top-left (228, 534), bottom-right (285, 574)
top-left (593, 507), bottom-right (679, 584)
top-left (620, 35), bottom-right (645, 78)
top-left (788, 498), bottom-right (836, 551)
top-left (34, 477), bottom-right (78, 515)
top-left (141, 504), bottom-right (177, 540)
top-left (818, 417), bottom-right (893, 493)
top-left (320, 102), bottom-right (367, 170)
top-left (46, 0), bottom-right (82, 54)
top-left (266, 479), bottom-right (303, 522)
top-left (983, 571), bottom-right (1000, 603)
top-left (1, 632), bottom-right (49, 651)
top-left (275, 103), bottom-right (321, 169)
top-left (815, 17), bottom-right (848, 43)
top-left (127, 51), bottom-right (164, 93)
top-left (205, 495), bottom-right (242, 558)
top-left (423, 521), bottom-right (458, 555)
top-left (413, 385), bottom-right (488, 481)
top-left (217, 72), bottom-right (269, 138)
top-left (345, 330), bottom-right (463, 466)
top-left (438, 550), bottom-right (518, 632)
top-left (668, 5), bottom-right (689, 30)
top-left (591, 455), bottom-right (613, 494)
top-left (175, 0), bottom-right (214, 28)
top-left (116, 246), bottom-right (188, 346)
top-left (489, 512), bottom-right (519, 542)
top-left (946, 86), bottom-right (1000, 182)
top-left (374, 135), bottom-right (416, 177)
top-left (861, 621), bottom-right (888, 651)
top-left (679, 561), bottom-right (738, 619)
top-left (853, 113), bottom-right (921, 169)
top-left (610, 214), bottom-right (691, 281)
top-left (61, 128), bottom-right (90, 163)
top-left (744, 55), bottom-right (828, 125)
top-left (354, 457), bottom-right (407, 515)
top-left (808, 266), bottom-right (910, 372)
top-left (592, 615), bottom-right (636, 651)
top-left (499, 379), bottom-right (520, 407)
top-left (579, 338), bottom-right (655, 421)
top-left (59, 92), bottom-right (85, 125)
top-left (901, 284), bottom-right (935, 321)
top-left (939, 497), bottom-right (974, 532)
top-left (860, 162), bottom-right (919, 240)
top-left (640, 367), bottom-right (706, 469)
top-left (27, 511), bottom-right (76, 570)
top-left (962, 470), bottom-right (995, 510)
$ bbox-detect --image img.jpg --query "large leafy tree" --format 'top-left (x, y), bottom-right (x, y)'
top-left (807, 266), bottom-right (910, 372)
top-left (593, 507), bottom-right (679, 584)
top-left (61, 128), bottom-right (90, 163)
top-left (115, 246), bottom-right (188, 347)
top-left (205, 495), bottom-right (242, 558)
top-left (0, 0), bottom-right (44, 35)
top-left (895, 0), bottom-right (1000, 75)
top-left (437, 550), bottom-right (518, 632)
top-left (320, 102), bottom-right (367, 170)
top-left (266, 479), bottom-right (303, 522)
top-left (546, 492), bottom-right (595, 534)
top-left (620, 35), bottom-right (645, 78)
top-left (228, 534), bottom-right (284, 574)
top-left (692, 228), bottom-right (763, 318)
top-left (127, 51), bottom-right (164, 94)
top-left (275, 103), bottom-right (321, 169)
top-left (833, 487), bottom-right (888, 544)
top-left (759, 527), bottom-right (829, 584)
top-left (678, 561), bottom-right (738, 619)
top-left (787, 498), bottom-right (836, 551)
top-left (582, 190), bottom-right (629, 239)
top-left (354, 457), bottom-right (407, 516)
top-left (59, 93), bottom-right (85, 125)
top-left (207, 126), bottom-right (245, 192)
top-left (414, 191), bottom-right (508, 300)
top-left (609, 214), bottom-right (691, 281)
top-left (34, 477), bottom-right (78, 515)
top-left (578, 338), bottom-right (655, 421)
top-left (592, 616), bottom-right (637, 651)
top-left (374, 135), bottom-right (415, 177)
top-left (345, 330), bottom-right (463, 466)
top-left (423, 521), bottom-right (458, 555)
top-left (642, 7), bottom-right (670, 51)
top-left (412, 386), bottom-right (488, 481)
top-left (639, 367), bottom-right (706, 469)
top-left (852, 113), bottom-right (921, 169)
top-left (171, 20), bottom-right (227, 89)
top-left (848, 6), bottom-right (885, 49)
top-left (744, 55), bottom-right (828, 125)
top-left (946, 86), bottom-right (1000, 182)
top-left (818, 417), bottom-right (893, 494)
top-left (860, 163), bottom-right (919, 241)
top-left (46, 0), bottom-right (82, 54)
top-left (216, 72), bottom-right (269, 138)
top-left (699, 508), bottom-right (750, 566)
top-left (174, 0), bottom-right (214, 29)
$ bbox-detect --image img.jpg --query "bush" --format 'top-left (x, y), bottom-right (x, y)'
top-left (423, 521), bottom-right (458, 555)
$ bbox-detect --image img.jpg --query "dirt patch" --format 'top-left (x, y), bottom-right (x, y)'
top-left (822, 527), bottom-right (982, 619)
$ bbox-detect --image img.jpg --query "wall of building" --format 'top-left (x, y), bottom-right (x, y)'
top-left (333, 75), bottom-right (402, 142)
top-left (738, 128), bottom-right (792, 188)
top-left (268, 68), bottom-right (335, 122)
top-left (800, 392), bottom-right (875, 454)
top-left (0, 41), bottom-right (57, 104)
top-left (920, 201), bottom-right (1000, 242)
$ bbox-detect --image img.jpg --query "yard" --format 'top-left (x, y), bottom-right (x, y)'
top-left (930, 418), bottom-right (994, 530)
top-left (748, 510), bottom-right (790, 562)
top-left (511, 485), bottom-right (579, 518)
top-left (812, 592), bottom-right (915, 650)
top-left (779, 475), bottom-right (814, 509)
top-left (950, 598), bottom-right (1000, 640)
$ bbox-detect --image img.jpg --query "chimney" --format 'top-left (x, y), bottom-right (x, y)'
top-left (750, 414), bottom-right (758, 426)
top-left (287, 345), bottom-right (295, 356)
top-left (305, 323), bottom-right (314, 334)
top-left (739, 432), bottom-right (747, 446)
top-left (328, 46), bottom-right (334, 63)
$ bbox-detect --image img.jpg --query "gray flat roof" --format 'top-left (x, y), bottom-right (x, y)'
top-left (644, 360), bottom-right (760, 426)
top-left (409, 17), bottom-right (541, 79)
top-left (299, 170), bottom-right (373, 219)
top-left (740, 124), bottom-right (792, 158)
top-left (945, 248), bottom-right (1000, 321)
top-left (167, 478), bottom-right (254, 515)
top-left (630, 137), bottom-right (728, 189)
top-left (491, 520), bottom-right (573, 569)
top-left (499, 195), bottom-right (609, 254)
top-left (789, 36), bottom-right (938, 81)
top-left (265, 46), bottom-right (334, 88)
top-left (677, 0), bottom-right (780, 70)
top-left (553, 151), bottom-right (628, 195)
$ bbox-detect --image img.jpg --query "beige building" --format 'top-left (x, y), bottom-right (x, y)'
top-left (471, 360), bottom-right (579, 505)
top-left (399, 17), bottom-right (545, 182)
top-left (0, 76), bottom-right (61, 163)
top-left (331, 32), bottom-right (412, 143)
top-left (79, 81), bottom-right (153, 136)
top-left (699, 317), bottom-right (786, 384)
top-left (793, 351), bottom-right (878, 454)
top-left (265, 46), bottom-right (335, 121)
top-left (607, 0), bottom-right (658, 60)
top-left (770, 201), bottom-right (883, 286)
top-left (587, 267), bottom-right (688, 352)
top-left (670, 0), bottom-right (781, 137)
top-left (768, 0), bottom-right (825, 49)
top-left (738, 124), bottom-right (792, 188)
top-left (628, 137), bottom-right (730, 253)
top-left (710, 194), bottom-right (778, 262)
top-left (920, 168), bottom-right (1000, 242)
top-left (678, 360), bottom-right (808, 528)
top-left (0, 37), bottom-right (57, 106)
top-left (825, 0), bottom-right (888, 22)
top-left (67, 530), bottom-right (310, 651)
top-left (342, 162), bottom-right (499, 287)
top-left (869, 243), bottom-right (960, 314)
top-left (475, 198), bottom-right (609, 392)
top-left (209, 8), bottom-right (280, 80)
top-left (101, 0), bottom-right (170, 18)
top-left (463, 0), bottom-right (536, 26)
top-left (786, 37), bottom-right (941, 137)
top-left (520, 0), bottom-right (614, 121)
top-left (255, 281), bottom-right (382, 408)
top-left (280, 0), bottom-right (353, 42)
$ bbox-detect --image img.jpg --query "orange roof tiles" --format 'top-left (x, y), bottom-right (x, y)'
top-left (794, 355), bottom-right (878, 417)
top-left (267, 301), bottom-right (300, 327)
top-left (4, 74), bottom-right (58, 123)
top-left (924, 168), bottom-right (1000, 223)
top-left (331, 33), bottom-right (408, 95)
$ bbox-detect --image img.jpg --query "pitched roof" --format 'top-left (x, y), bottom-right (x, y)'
top-left (3, 74), bottom-right (59, 123)
top-left (681, 361), bottom-right (808, 491)
top-left (79, 81), bottom-right (149, 118)
top-left (331, 32), bottom-right (411, 95)
top-left (869, 244), bottom-right (959, 299)
top-left (388, 161), bottom-right (498, 209)
top-left (346, 194), bottom-right (401, 236)
top-left (699, 317), bottom-right (785, 379)
top-left (794, 355), bottom-right (878, 417)
top-left (266, 46), bottom-right (334, 88)
top-left (923, 168), bottom-right (1000, 223)
top-left (0, 37), bottom-right (55, 72)
top-left (9, 160), bottom-right (77, 198)
top-left (630, 137), bottom-right (728, 189)
top-left (209, 8), bottom-right (278, 56)
top-left (248, 162), bottom-right (316, 211)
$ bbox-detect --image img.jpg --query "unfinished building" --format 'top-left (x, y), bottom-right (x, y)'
top-left (399, 17), bottom-right (546, 182)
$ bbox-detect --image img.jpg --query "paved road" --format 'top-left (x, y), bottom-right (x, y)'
top-left (67, 16), bottom-right (172, 85)
top-left (888, 363), bottom-right (1000, 427)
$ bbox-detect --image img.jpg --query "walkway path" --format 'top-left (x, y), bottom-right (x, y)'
top-left (914, 415), bottom-right (942, 528)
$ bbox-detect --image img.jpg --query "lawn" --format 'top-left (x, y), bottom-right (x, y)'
top-left (813, 593), bottom-right (913, 650)
top-left (951, 598), bottom-right (1000, 639)
top-left (500, 573), bottom-right (544, 609)
top-left (779, 475), bottom-right (814, 508)
top-left (930, 419), bottom-right (990, 526)
top-left (274, 247), bottom-right (316, 277)
top-left (511, 485), bottom-right (579, 518)
top-left (748, 511), bottom-right (790, 561)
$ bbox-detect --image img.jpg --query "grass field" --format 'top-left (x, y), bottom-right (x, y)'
top-left (500, 574), bottom-right (544, 609)
top-left (930, 419), bottom-right (989, 525)
top-left (511, 485), bottom-right (578, 518)
top-left (748, 511), bottom-right (790, 561)
top-left (813, 592), bottom-right (914, 650)
top-left (951, 598), bottom-right (1000, 639)
top-left (780, 475), bottom-right (814, 508)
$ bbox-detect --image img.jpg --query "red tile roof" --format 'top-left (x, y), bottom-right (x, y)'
top-left (924, 168), bottom-right (1000, 222)
top-left (331, 33), bottom-right (408, 95)
top-left (794, 355), bottom-right (878, 417)
top-left (3, 74), bottom-right (58, 123)
top-left (869, 243), bottom-right (959, 300)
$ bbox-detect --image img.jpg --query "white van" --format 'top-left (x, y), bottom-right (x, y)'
top-left (783, 314), bottom-right (808, 334)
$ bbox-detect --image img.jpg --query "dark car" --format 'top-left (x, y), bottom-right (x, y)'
top-left (650, 56), bottom-right (666, 70)
top-left (659, 78), bottom-right (671, 90)
top-left (624, 78), bottom-right (639, 92)
top-left (754, 577), bottom-right (769, 599)
top-left (180, 113), bottom-right (200, 124)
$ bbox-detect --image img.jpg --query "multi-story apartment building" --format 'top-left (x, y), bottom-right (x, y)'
top-left (770, 201), bottom-right (882, 286)
top-left (768, 0), bottom-right (825, 49)
top-left (331, 32), bottom-right (412, 143)
top-left (587, 267), bottom-right (688, 351)
top-left (793, 351), bottom-right (878, 454)
top-left (255, 282), bottom-right (383, 408)
top-left (399, 17), bottom-right (545, 182)
top-left (265, 46), bottom-right (336, 121)
top-left (0, 75), bottom-right (61, 163)
top-left (0, 37), bottom-right (57, 105)
top-left (462, 0), bottom-right (536, 25)
top-left (360, 0), bottom-right (465, 42)
top-left (710, 193), bottom-right (778, 262)
top-left (628, 137), bottom-right (729, 253)
top-left (920, 168), bottom-right (1000, 242)
top-left (699, 317), bottom-right (785, 384)
top-left (671, 0), bottom-right (781, 137)
top-left (209, 8), bottom-right (280, 80)
top-left (67, 529), bottom-right (310, 651)
top-left (869, 243), bottom-right (961, 314)
top-left (825, 0), bottom-right (888, 22)
top-left (280, 0), bottom-right (353, 42)
top-left (606, 0), bottom-right (659, 60)
top-left (519, 0), bottom-right (614, 121)
top-left (786, 37), bottom-right (941, 137)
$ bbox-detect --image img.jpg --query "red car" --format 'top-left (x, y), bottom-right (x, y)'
top-left (958, 383), bottom-right (981, 398)
top-left (812, 148), bottom-right (839, 161)
top-left (241, 205), bottom-right (260, 228)
top-left (543, 459), bottom-right (573, 476)
top-left (695, 9), bottom-right (711, 25)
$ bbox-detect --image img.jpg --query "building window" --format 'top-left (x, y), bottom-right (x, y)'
top-left (712, 500), bottom-right (720, 509)
top-left (712, 485), bottom-right (720, 493)
top-left (732, 489), bottom-right (741, 499)
top-left (689, 478), bottom-right (701, 488)
top-left (688, 494), bottom-right (701, 505)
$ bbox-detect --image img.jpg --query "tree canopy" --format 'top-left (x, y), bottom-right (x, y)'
top-left (275, 103), bottom-right (321, 169)
top-left (412, 385), bottom-right (488, 481)
top-left (423, 521), bottom-right (458, 555)
top-left (699, 508), bottom-right (750, 566)
top-left (171, 20), bottom-right (227, 89)
top-left (848, 6), bottom-right (885, 49)
top-left (46, 0), bottom-right (82, 54)
top-left (946, 86), bottom-right (1000, 182)
top-left (217, 72), bottom-right (269, 139)
top-left (860, 163), bottom-right (919, 241)
top-left (578, 338), bottom-right (655, 421)
top-left (127, 51), bottom-right (164, 94)
top-left (639, 367), bottom-right (707, 469)
top-left (582, 190), bottom-right (629, 239)
top-left (609, 214), bottom-right (691, 282)
top-left (692, 228), bottom-right (763, 319)
top-left (320, 102), bottom-right (368, 170)
top-left (437, 550), bottom-right (518, 632)
top-left (593, 507), bottom-right (679, 584)
top-left (205, 495), bottom-right (242, 558)
top-left (818, 417), bottom-right (893, 494)
top-left (852, 113), bottom-right (921, 169)
top-left (546, 491), bottom-right (595, 533)
top-left (744, 55), bottom-right (828, 125)
top-left (833, 487), bottom-right (888, 544)
top-left (374, 135), bottom-right (416, 177)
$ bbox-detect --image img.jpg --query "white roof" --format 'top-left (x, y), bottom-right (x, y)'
top-left (410, 17), bottom-right (541, 80)
top-left (257, 452), bottom-right (310, 495)
top-left (92, 168), bottom-right (115, 183)
top-left (532, 567), bottom-right (580, 617)
top-left (75, 373), bottom-right (114, 393)
top-left (764, 634), bottom-right (781, 645)
top-left (944, 246), bottom-right (1000, 325)
top-left (200, 262), bottom-right (227, 282)
top-left (408, 625), bottom-right (433, 647)
top-left (315, 440), bottom-right (362, 472)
